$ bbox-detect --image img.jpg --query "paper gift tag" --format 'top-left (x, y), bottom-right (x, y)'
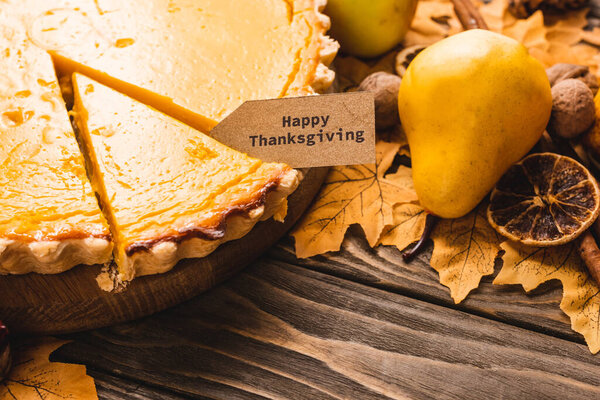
top-left (211, 92), bottom-right (375, 168)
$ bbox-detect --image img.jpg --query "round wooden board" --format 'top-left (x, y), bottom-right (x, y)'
top-left (0, 168), bottom-right (328, 335)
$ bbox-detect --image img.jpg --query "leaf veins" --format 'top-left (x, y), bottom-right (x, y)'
top-left (430, 203), bottom-right (503, 303)
top-left (0, 337), bottom-right (97, 399)
top-left (292, 141), bottom-right (417, 258)
top-left (495, 241), bottom-right (600, 353)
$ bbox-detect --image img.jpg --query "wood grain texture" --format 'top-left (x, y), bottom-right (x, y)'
top-left (271, 226), bottom-right (579, 343)
top-left (87, 369), bottom-right (193, 400)
top-left (53, 260), bottom-right (600, 400)
top-left (0, 168), bottom-right (328, 335)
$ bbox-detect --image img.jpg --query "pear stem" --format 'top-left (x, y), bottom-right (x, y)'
top-left (402, 214), bottom-right (438, 262)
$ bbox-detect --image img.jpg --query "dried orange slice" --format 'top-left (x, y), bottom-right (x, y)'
top-left (488, 153), bottom-right (600, 246)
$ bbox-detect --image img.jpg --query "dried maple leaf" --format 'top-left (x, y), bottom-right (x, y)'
top-left (0, 337), bottom-right (97, 399)
top-left (430, 203), bottom-right (503, 303)
top-left (479, 0), bottom-right (516, 33)
top-left (404, 0), bottom-right (462, 47)
top-left (292, 141), bottom-right (417, 258)
top-left (495, 241), bottom-right (600, 353)
top-left (502, 11), bottom-right (549, 56)
top-left (545, 11), bottom-right (586, 47)
top-left (379, 202), bottom-right (427, 251)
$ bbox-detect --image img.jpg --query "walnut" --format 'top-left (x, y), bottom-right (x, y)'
top-left (548, 79), bottom-right (595, 139)
top-left (546, 63), bottom-right (599, 95)
top-left (358, 71), bottom-right (401, 130)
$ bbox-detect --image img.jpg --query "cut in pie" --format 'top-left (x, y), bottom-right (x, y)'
top-left (0, 17), bottom-right (112, 274)
top-left (72, 74), bottom-right (300, 287)
top-left (0, 0), bottom-right (336, 281)
top-left (21, 0), bottom-right (338, 132)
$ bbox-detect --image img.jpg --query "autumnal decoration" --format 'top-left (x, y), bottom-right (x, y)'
top-left (430, 203), bottom-right (503, 302)
top-left (488, 153), bottom-right (600, 245)
top-left (578, 230), bottom-right (600, 284)
top-left (401, 214), bottom-right (437, 261)
top-left (452, 0), bottom-right (489, 29)
top-left (548, 79), bottom-right (596, 138)
top-left (292, 141), bottom-right (417, 258)
top-left (0, 321), bottom-right (9, 381)
top-left (291, 0), bottom-right (600, 353)
top-left (496, 241), bottom-right (600, 353)
top-left (379, 203), bottom-right (428, 252)
top-left (546, 63), bottom-right (599, 94)
top-left (0, 337), bottom-right (98, 399)
top-left (358, 72), bottom-right (402, 130)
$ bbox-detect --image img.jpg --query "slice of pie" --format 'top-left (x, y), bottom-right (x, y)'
top-left (71, 73), bottom-right (300, 286)
top-left (0, 18), bottom-right (112, 274)
top-left (21, 0), bottom-right (338, 132)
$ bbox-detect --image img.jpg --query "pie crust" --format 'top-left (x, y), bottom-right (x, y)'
top-left (0, 238), bottom-right (112, 275)
top-left (0, 15), bottom-right (112, 275)
top-left (98, 170), bottom-right (300, 290)
top-left (0, 0), bottom-right (336, 280)
top-left (72, 74), bottom-right (302, 288)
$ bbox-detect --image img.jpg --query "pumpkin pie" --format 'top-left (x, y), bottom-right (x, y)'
top-left (72, 74), bottom-right (300, 286)
top-left (21, 0), bottom-right (338, 132)
top-left (0, 18), bottom-right (112, 274)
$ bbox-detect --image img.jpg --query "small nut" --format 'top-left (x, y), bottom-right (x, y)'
top-left (0, 321), bottom-right (10, 381)
top-left (395, 45), bottom-right (426, 78)
top-left (548, 79), bottom-right (596, 139)
top-left (546, 63), bottom-right (599, 95)
top-left (358, 71), bottom-right (402, 130)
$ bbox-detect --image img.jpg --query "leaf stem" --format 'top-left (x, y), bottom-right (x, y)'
top-left (402, 214), bottom-right (438, 262)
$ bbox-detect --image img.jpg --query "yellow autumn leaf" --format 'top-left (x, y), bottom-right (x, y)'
top-left (495, 241), bottom-right (600, 353)
top-left (0, 337), bottom-right (97, 399)
top-left (379, 202), bottom-right (427, 251)
top-left (503, 11), bottom-right (549, 55)
top-left (334, 51), bottom-right (399, 93)
top-left (404, 0), bottom-right (462, 47)
top-left (480, 0), bottom-right (516, 33)
top-left (545, 11), bottom-right (586, 47)
top-left (292, 141), bottom-right (417, 258)
top-left (430, 203), bottom-right (503, 303)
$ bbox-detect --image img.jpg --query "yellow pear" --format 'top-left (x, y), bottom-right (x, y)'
top-left (325, 0), bottom-right (417, 58)
top-left (398, 29), bottom-right (552, 218)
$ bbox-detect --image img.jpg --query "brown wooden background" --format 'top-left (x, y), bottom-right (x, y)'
top-left (46, 225), bottom-right (600, 399)
top-left (29, 3), bottom-right (600, 398)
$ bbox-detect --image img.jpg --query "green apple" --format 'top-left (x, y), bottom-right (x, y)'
top-left (325, 0), bottom-right (418, 58)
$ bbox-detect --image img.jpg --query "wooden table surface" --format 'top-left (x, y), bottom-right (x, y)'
top-left (29, 4), bottom-right (600, 398)
top-left (49, 225), bottom-right (600, 399)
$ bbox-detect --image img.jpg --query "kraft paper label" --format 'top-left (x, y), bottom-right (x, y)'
top-left (210, 92), bottom-right (376, 168)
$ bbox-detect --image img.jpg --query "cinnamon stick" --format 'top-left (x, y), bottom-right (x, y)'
top-left (579, 231), bottom-right (600, 286)
top-left (450, 0), bottom-right (489, 30)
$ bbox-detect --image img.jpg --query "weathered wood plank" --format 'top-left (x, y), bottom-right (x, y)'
top-left (271, 227), bottom-right (579, 343)
top-left (54, 260), bottom-right (600, 400)
top-left (86, 369), bottom-right (193, 400)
